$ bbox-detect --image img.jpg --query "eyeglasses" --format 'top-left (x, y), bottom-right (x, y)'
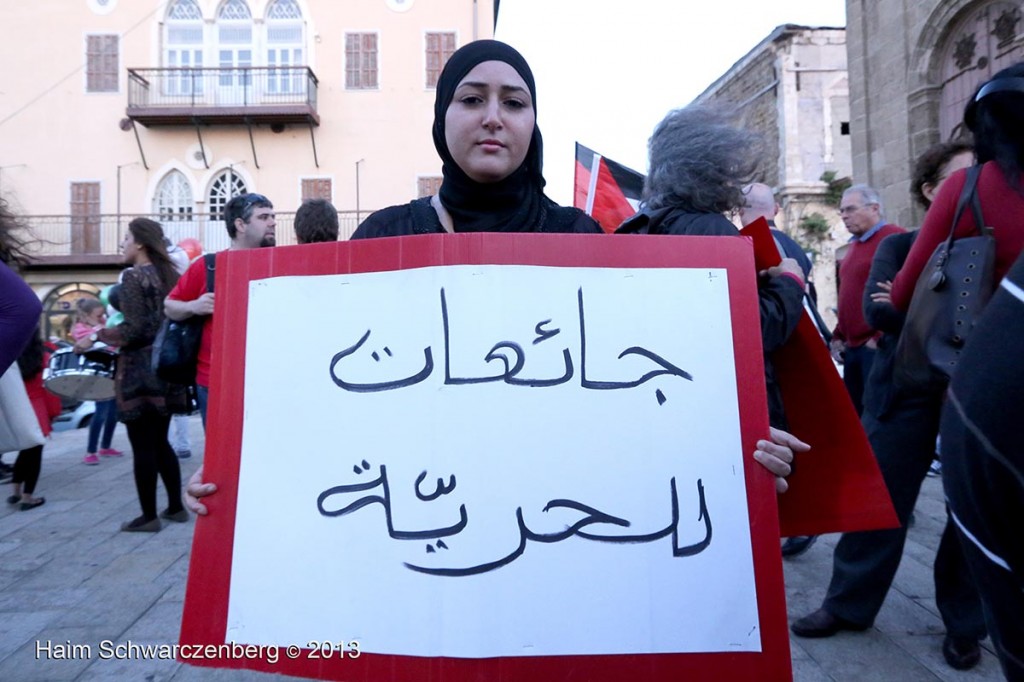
top-left (838, 203), bottom-right (876, 216)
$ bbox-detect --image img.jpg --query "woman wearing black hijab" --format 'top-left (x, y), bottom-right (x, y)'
top-left (183, 40), bottom-right (808, 514)
top-left (352, 39), bottom-right (601, 237)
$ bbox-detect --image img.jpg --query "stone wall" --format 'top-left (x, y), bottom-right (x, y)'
top-left (846, 0), bottom-right (1024, 228)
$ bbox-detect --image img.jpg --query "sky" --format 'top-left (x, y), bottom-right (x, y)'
top-left (495, 0), bottom-right (847, 204)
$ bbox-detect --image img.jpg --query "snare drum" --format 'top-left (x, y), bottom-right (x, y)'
top-left (45, 347), bottom-right (118, 401)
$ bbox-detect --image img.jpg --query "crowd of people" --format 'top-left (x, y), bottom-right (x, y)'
top-left (1, 39), bottom-right (1021, 679)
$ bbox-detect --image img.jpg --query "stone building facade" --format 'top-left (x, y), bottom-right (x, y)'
top-left (695, 25), bottom-right (851, 328)
top-left (846, 0), bottom-right (1023, 228)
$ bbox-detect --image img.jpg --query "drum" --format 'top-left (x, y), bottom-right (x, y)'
top-left (45, 347), bottom-right (118, 401)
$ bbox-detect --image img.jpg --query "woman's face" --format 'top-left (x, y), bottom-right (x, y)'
top-left (444, 60), bottom-right (535, 184)
top-left (120, 230), bottom-right (142, 265)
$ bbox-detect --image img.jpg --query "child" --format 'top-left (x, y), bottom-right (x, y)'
top-left (71, 298), bottom-right (122, 465)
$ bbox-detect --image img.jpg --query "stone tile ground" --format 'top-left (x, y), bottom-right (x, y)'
top-left (0, 418), bottom-right (1005, 680)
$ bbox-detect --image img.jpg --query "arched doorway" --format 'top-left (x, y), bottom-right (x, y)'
top-left (939, 1), bottom-right (1023, 139)
top-left (42, 282), bottom-right (104, 343)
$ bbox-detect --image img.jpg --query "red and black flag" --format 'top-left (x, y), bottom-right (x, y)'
top-left (573, 143), bottom-right (645, 233)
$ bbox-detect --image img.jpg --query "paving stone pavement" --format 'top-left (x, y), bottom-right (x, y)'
top-left (0, 418), bottom-right (1006, 681)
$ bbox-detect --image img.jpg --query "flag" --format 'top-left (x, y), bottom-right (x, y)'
top-left (740, 217), bottom-right (898, 537)
top-left (574, 143), bottom-right (645, 233)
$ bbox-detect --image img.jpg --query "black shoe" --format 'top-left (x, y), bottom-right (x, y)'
top-left (781, 535), bottom-right (818, 558)
top-left (160, 508), bottom-right (189, 523)
top-left (791, 608), bottom-right (870, 638)
top-left (19, 497), bottom-right (46, 512)
top-left (120, 515), bottom-right (162, 533)
top-left (942, 635), bottom-right (980, 670)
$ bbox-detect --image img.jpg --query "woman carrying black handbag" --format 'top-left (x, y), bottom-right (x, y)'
top-left (890, 63), bottom-right (1024, 322)
top-left (897, 62), bottom-right (1024, 680)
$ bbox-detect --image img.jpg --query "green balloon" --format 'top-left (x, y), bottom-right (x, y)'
top-left (99, 284), bottom-right (115, 307)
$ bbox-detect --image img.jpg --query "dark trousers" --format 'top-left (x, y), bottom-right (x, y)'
top-left (12, 444), bottom-right (42, 495)
top-left (842, 344), bottom-right (876, 417)
top-left (823, 392), bottom-right (986, 638)
top-left (87, 398), bottom-right (118, 452)
top-left (942, 395), bottom-right (1024, 680)
top-left (124, 412), bottom-right (184, 521)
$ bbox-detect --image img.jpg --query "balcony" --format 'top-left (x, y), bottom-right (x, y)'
top-left (126, 67), bottom-right (319, 127)
top-left (16, 211), bottom-right (363, 267)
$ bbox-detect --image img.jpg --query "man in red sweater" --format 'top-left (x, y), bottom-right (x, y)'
top-left (830, 185), bottom-right (904, 416)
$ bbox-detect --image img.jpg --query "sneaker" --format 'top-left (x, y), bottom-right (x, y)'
top-left (927, 460), bottom-right (942, 477)
top-left (98, 448), bottom-right (123, 457)
top-left (83, 453), bottom-right (100, 465)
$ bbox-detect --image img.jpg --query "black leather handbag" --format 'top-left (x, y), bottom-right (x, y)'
top-left (152, 253), bottom-right (215, 385)
top-left (894, 165), bottom-right (996, 392)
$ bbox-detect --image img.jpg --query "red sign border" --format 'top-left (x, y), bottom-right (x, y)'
top-left (180, 233), bottom-right (792, 681)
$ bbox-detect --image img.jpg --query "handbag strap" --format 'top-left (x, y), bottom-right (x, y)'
top-left (939, 165), bottom-right (986, 261)
top-left (203, 253), bottom-right (216, 294)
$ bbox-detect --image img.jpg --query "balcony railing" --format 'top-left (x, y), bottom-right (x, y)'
top-left (127, 67), bottom-right (319, 125)
top-left (16, 211), bottom-right (363, 262)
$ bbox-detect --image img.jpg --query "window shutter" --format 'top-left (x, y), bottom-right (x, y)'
top-left (301, 178), bottom-right (333, 201)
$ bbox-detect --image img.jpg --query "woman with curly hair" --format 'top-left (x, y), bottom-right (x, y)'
top-left (617, 104), bottom-right (808, 441)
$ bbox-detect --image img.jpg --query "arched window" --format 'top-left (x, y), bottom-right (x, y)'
top-left (153, 170), bottom-right (194, 220)
top-left (216, 0), bottom-right (253, 101)
top-left (154, 170), bottom-right (196, 246)
top-left (207, 169), bottom-right (248, 222)
top-left (939, 1), bottom-right (1023, 139)
top-left (203, 169), bottom-right (248, 251)
top-left (164, 0), bottom-right (204, 96)
top-left (266, 0), bottom-right (305, 95)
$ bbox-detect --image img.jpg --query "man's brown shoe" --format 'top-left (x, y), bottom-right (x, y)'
top-left (791, 608), bottom-right (869, 638)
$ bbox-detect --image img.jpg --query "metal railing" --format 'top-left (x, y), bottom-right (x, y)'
top-left (127, 66), bottom-right (318, 111)
top-left (16, 211), bottom-right (363, 259)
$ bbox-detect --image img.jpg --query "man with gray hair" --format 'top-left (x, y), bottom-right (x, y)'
top-left (830, 185), bottom-right (904, 416)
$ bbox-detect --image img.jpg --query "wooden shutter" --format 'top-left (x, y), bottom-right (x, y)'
top-left (346, 33), bottom-right (378, 89)
top-left (86, 35), bottom-right (119, 92)
top-left (417, 176), bottom-right (443, 198)
top-left (71, 182), bottom-right (101, 254)
top-left (301, 178), bottom-right (333, 201)
top-left (426, 33), bottom-right (456, 87)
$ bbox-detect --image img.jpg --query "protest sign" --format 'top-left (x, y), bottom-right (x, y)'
top-left (181, 234), bottom-right (792, 681)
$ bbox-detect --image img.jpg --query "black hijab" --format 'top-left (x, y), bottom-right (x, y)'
top-left (432, 40), bottom-right (548, 232)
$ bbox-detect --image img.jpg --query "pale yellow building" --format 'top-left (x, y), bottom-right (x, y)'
top-left (1, 0), bottom-right (494, 339)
